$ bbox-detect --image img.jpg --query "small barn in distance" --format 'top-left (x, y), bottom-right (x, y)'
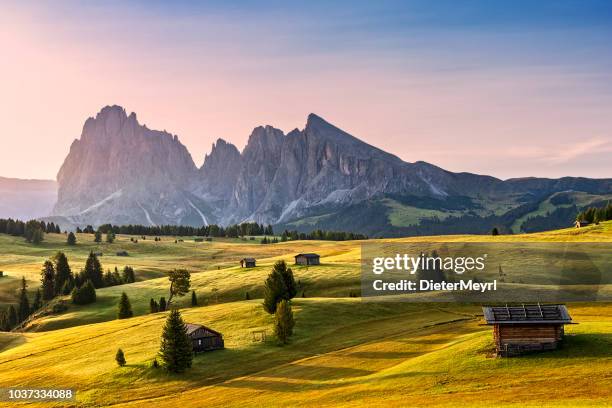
top-left (483, 304), bottom-right (574, 357)
top-left (295, 253), bottom-right (320, 266)
top-left (240, 258), bottom-right (256, 268)
top-left (185, 323), bottom-right (224, 353)
top-left (575, 220), bottom-right (591, 228)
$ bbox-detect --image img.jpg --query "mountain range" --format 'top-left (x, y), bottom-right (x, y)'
top-left (5, 105), bottom-right (612, 236)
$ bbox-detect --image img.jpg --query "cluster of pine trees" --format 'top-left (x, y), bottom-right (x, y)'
top-left (576, 202), bottom-right (612, 224)
top-left (0, 218), bottom-right (62, 244)
top-left (77, 222), bottom-right (274, 238)
top-left (0, 277), bottom-right (42, 331)
top-left (279, 229), bottom-right (368, 242)
top-left (263, 261), bottom-right (297, 344)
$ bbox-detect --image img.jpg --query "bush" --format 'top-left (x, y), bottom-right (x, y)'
top-left (115, 348), bottom-right (126, 366)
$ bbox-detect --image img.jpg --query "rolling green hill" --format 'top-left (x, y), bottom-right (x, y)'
top-left (0, 223), bottom-right (611, 407)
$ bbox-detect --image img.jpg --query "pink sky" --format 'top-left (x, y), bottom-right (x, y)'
top-left (1, 2), bottom-right (611, 180)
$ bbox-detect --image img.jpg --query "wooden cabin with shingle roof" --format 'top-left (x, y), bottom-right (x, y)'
top-left (185, 323), bottom-right (224, 353)
top-left (482, 304), bottom-right (574, 357)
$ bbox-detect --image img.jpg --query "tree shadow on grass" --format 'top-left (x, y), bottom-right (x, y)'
top-left (531, 333), bottom-right (612, 359)
top-left (0, 332), bottom-right (26, 354)
top-left (256, 364), bottom-right (374, 381)
top-left (344, 350), bottom-right (422, 359)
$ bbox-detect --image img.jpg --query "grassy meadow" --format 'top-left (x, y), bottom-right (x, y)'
top-left (0, 222), bottom-right (611, 406)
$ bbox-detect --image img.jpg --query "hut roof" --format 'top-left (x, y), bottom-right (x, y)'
top-left (295, 253), bottom-right (320, 258)
top-left (242, 258), bottom-right (256, 262)
top-left (185, 323), bottom-right (222, 336)
top-left (482, 304), bottom-right (573, 325)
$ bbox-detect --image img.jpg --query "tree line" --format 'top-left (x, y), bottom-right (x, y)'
top-left (78, 222), bottom-right (274, 238)
top-left (279, 229), bottom-right (368, 241)
top-left (0, 251), bottom-right (136, 331)
top-left (0, 218), bottom-right (62, 244)
top-left (576, 202), bottom-right (612, 224)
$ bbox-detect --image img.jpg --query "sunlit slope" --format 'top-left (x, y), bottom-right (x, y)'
top-left (0, 301), bottom-right (609, 408)
top-left (6, 221), bottom-right (611, 332)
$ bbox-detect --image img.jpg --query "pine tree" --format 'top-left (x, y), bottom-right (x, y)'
top-left (122, 266), bottom-right (135, 283)
top-left (491, 227), bottom-right (500, 236)
top-left (150, 298), bottom-right (159, 313)
top-left (117, 292), bottom-right (133, 319)
top-left (67, 232), bottom-right (77, 245)
top-left (106, 231), bottom-right (115, 243)
top-left (115, 348), bottom-right (126, 366)
top-left (71, 280), bottom-right (96, 305)
top-left (191, 290), bottom-right (198, 306)
top-left (7, 305), bottom-right (18, 328)
top-left (41, 260), bottom-right (55, 301)
top-left (245, 291), bottom-right (250, 300)
top-left (274, 300), bottom-right (295, 344)
top-left (84, 252), bottom-right (104, 288)
top-left (94, 230), bottom-right (102, 243)
top-left (17, 277), bottom-right (30, 323)
top-left (159, 297), bottom-right (167, 312)
top-left (0, 311), bottom-right (9, 332)
top-left (158, 309), bottom-right (193, 373)
top-left (262, 261), bottom-right (297, 314)
top-left (54, 252), bottom-right (72, 296)
top-left (32, 289), bottom-right (42, 311)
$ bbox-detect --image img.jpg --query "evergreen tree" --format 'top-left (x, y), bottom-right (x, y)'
top-left (113, 267), bottom-right (123, 285)
top-left (54, 252), bottom-right (72, 296)
top-left (17, 277), bottom-right (30, 322)
top-left (84, 252), bottom-right (104, 288)
top-left (277, 261), bottom-right (297, 299)
top-left (7, 305), bottom-right (18, 329)
top-left (491, 227), bottom-right (500, 236)
top-left (158, 309), bottom-right (193, 373)
top-left (32, 289), bottom-right (42, 311)
top-left (274, 300), bottom-right (295, 344)
top-left (245, 291), bottom-right (250, 300)
top-left (150, 298), bottom-right (159, 313)
top-left (41, 260), bottom-right (55, 300)
top-left (0, 311), bottom-right (9, 332)
top-left (67, 232), bottom-right (77, 245)
top-left (94, 230), bottom-right (102, 243)
top-left (117, 292), bottom-right (133, 319)
top-left (106, 231), bottom-right (115, 243)
top-left (262, 261), bottom-right (297, 314)
top-left (191, 290), bottom-right (198, 306)
top-left (122, 266), bottom-right (136, 283)
top-left (61, 280), bottom-right (73, 295)
top-left (159, 297), bottom-right (167, 312)
top-left (71, 280), bottom-right (96, 305)
top-left (115, 348), bottom-right (126, 366)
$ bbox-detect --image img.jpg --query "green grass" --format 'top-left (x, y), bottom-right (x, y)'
top-left (0, 301), bottom-right (609, 407)
top-left (1, 224), bottom-right (612, 407)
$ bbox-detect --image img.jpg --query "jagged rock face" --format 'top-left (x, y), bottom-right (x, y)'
top-left (228, 126), bottom-right (285, 221)
top-left (53, 106), bottom-right (210, 226)
top-left (51, 105), bottom-right (612, 232)
top-left (196, 139), bottom-right (241, 204)
top-left (228, 114), bottom-right (455, 223)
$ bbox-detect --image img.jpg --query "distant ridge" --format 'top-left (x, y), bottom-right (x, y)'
top-left (19, 105), bottom-right (612, 236)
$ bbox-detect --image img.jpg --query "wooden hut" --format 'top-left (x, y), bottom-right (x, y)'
top-left (240, 258), bottom-right (256, 268)
top-left (482, 304), bottom-right (574, 357)
top-left (185, 323), bottom-right (224, 353)
top-left (295, 253), bottom-right (320, 266)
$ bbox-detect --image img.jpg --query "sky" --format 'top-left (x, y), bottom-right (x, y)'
top-left (1, 0), bottom-right (611, 180)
